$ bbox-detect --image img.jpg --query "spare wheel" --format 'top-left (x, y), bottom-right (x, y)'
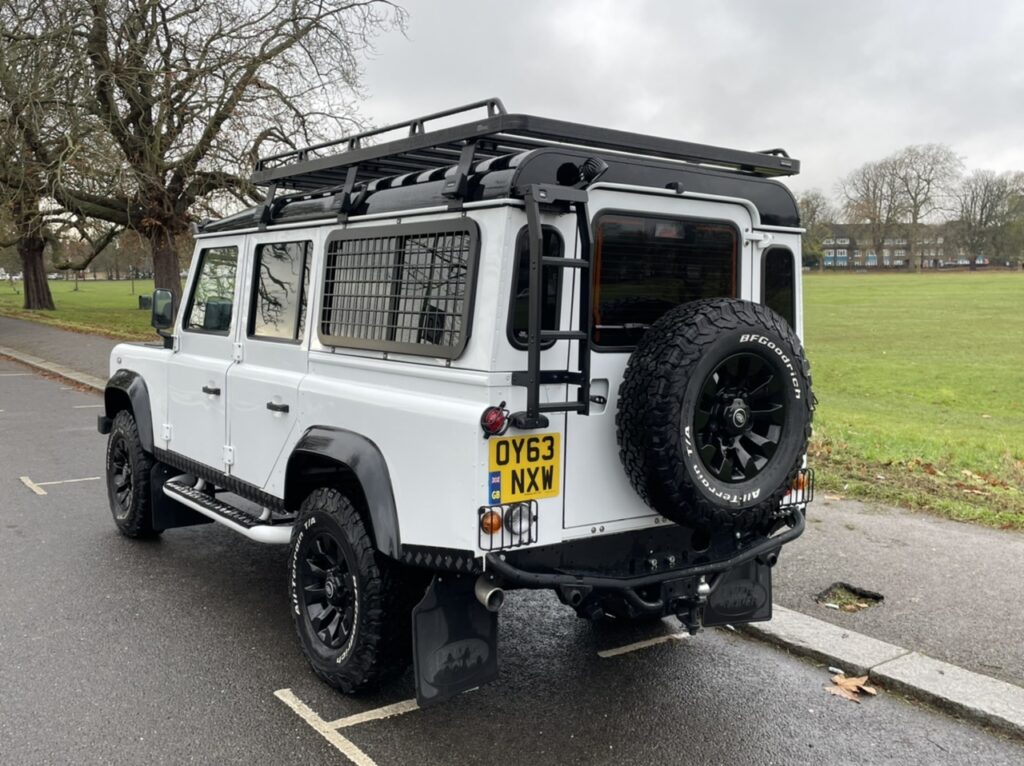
top-left (616, 298), bottom-right (813, 530)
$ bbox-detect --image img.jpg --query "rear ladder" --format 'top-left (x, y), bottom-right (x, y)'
top-left (510, 184), bottom-right (593, 429)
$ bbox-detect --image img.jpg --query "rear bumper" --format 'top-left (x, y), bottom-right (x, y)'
top-left (485, 507), bottom-right (804, 617)
top-left (486, 507), bottom-right (803, 592)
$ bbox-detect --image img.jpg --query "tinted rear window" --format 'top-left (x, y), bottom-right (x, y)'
top-left (762, 247), bottom-right (795, 328)
top-left (508, 226), bottom-right (564, 349)
top-left (593, 214), bottom-right (737, 347)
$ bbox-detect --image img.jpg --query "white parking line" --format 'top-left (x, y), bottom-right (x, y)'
top-left (274, 689), bottom-right (378, 766)
top-left (19, 476), bottom-right (47, 496)
top-left (326, 698), bottom-right (420, 729)
top-left (19, 475), bottom-right (101, 496)
top-left (37, 476), bottom-right (101, 486)
top-left (0, 372), bottom-right (31, 377)
top-left (73, 404), bottom-right (103, 409)
top-left (597, 631), bottom-right (692, 658)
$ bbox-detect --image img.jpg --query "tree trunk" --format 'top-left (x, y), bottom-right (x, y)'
top-left (12, 194), bottom-right (55, 311)
top-left (19, 234), bottom-right (54, 310)
top-left (907, 220), bottom-right (920, 272)
top-left (146, 227), bottom-right (184, 312)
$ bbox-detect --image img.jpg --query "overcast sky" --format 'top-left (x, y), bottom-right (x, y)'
top-left (359, 0), bottom-right (1024, 196)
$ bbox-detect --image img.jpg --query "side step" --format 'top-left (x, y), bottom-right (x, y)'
top-left (163, 476), bottom-right (293, 544)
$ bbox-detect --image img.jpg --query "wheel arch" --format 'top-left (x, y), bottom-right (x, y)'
top-left (104, 369), bottom-right (154, 452)
top-left (284, 427), bottom-right (401, 558)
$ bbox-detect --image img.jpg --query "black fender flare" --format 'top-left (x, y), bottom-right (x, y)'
top-left (286, 427), bottom-right (401, 558)
top-left (103, 369), bottom-right (154, 452)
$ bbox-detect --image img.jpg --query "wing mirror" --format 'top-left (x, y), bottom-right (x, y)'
top-left (151, 288), bottom-right (175, 346)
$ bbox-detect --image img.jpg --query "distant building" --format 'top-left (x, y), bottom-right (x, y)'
top-left (821, 223), bottom-right (962, 269)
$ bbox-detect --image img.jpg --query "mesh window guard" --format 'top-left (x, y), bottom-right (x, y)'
top-left (319, 220), bottom-right (480, 358)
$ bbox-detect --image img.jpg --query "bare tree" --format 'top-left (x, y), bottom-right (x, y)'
top-left (838, 158), bottom-right (906, 268)
top-left (0, 1), bottom-right (64, 309)
top-left (0, 0), bottom-right (122, 308)
top-left (890, 144), bottom-right (962, 271)
top-left (15, 0), bottom-right (403, 310)
top-left (951, 170), bottom-right (1016, 270)
top-left (796, 189), bottom-right (837, 271)
top-left (993, 172), bottom-right (1024, 269)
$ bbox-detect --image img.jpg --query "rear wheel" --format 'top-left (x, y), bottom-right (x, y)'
top-left (289, 488), bottom-right (424, 694)
top-left (105, 410), bottom-right (160, 539)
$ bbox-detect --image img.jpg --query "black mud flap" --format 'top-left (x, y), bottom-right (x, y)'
top-left (412, 575), bottom-right (498, 708)
top-left (149, 463), bottom-right (212, 532)
top-left (702, 558), bottom-right (773, 626)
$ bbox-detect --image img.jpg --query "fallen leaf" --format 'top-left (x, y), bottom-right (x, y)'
top-left (828, 673), bottom-right (878, 703)
top-left (827, 685), bottom-right (860, 703)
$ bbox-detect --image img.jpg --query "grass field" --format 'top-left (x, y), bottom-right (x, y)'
top-left (0, 279), bottom-right (156, 339)
top-left (2, 271), bottom-right (1022, 528)
top-left (804, 272), bottom-right (1024, 528)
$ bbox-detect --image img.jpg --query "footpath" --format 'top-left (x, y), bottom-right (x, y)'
top-left (2, 313), bottom-right (1023, 736)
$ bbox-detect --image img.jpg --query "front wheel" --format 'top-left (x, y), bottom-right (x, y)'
top-left (289, 488), bottom-right (423, 694)
top-left (105, 410), bottom-right (160, 539)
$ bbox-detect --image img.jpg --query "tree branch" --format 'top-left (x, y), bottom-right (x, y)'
top-left (53, 225), bottom-right (123, 270)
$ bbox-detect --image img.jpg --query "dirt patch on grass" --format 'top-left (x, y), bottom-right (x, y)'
top-left (815, 582), bottom-right (883, 613)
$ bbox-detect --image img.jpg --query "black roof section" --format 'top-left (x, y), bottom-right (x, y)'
top-left (252, 97), bottom-right (799, 191)
top-left (200, 99), bottom-right (801, 233)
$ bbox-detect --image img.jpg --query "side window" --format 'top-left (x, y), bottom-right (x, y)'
top-left (249, 241), bottom-right (311, 341)
top-left (319, 220), bottom-right (479, 358)
top-left (508, 226), bottom-right (564, 349)
top-left (593, 214), bottom-right (737, 347)
top-left (762, 247), bottom-right (795, 328)
top-left (185, 247), bottom-right (238, 333)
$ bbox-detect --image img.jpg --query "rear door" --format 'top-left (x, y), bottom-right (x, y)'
top-left (226, 235), bottom-right (314, 492)
top-left (562, 190), bottom-right (755, 532)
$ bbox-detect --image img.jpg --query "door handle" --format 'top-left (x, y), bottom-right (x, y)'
top-left (201, 385), bottom-right (221, 396)
top-left (266, 401), bottom-right (290, 414)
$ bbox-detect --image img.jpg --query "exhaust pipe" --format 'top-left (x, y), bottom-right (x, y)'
top-left (474, 575), bottom-right (504, 612)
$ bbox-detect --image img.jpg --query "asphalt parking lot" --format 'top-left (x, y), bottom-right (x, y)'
top-left (2, 356), bottom-right (1023, 765)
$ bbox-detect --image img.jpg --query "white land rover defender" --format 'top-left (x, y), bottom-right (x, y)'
top-left (98, 99), bottom-right (814, 706)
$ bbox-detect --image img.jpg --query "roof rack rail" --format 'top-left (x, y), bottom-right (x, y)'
top-left (250, 98), bottom-right (799, 194)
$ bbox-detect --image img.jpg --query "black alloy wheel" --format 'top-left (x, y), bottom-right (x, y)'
top-left (108, 434), bottom-right (134, 519)
top-left (694, 352), bottom-right (786, 483)
top-left (299, 531), bottom-right (357, 652)
top-left (104, 409), bottom-right (159, 538)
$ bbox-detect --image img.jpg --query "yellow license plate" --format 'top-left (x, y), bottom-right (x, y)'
top-left (487, 433), bottom-right (560, 504)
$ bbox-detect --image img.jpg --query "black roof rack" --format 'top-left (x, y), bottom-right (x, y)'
top-left (251, 97), bottom-right (799, 194)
